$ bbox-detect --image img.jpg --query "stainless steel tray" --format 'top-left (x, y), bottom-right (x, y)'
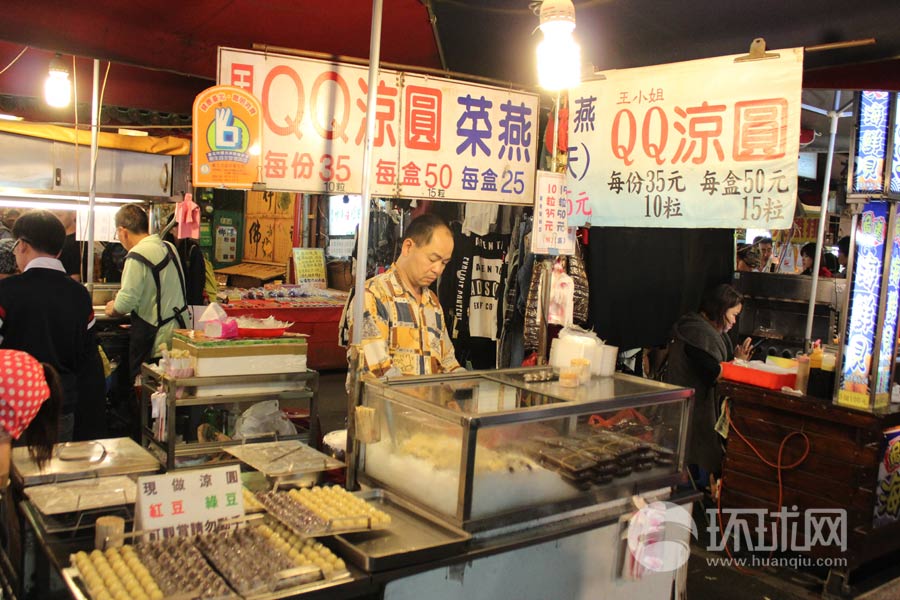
top-left (61, 567), bottom-right (89, 600)
top-left (13, 437), bottom-right (159, 486)
top-left (25, 475), bottom-right (136, 516)
top-left (333, 489), bottom-right (471, 572)
top-left (222, 441), bottom-right (343, 478)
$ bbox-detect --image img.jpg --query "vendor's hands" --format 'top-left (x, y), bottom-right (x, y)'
top-left (104, 300), bottom-right (116, 317)
top-left (734, 337), bottom-right (753, 361)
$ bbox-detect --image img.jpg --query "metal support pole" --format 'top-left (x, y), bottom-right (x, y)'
top-left (804, 91), bottom-right (842, 350)
top-left (550, 92), bottom-right (560, 173)
top-left (350, 0), bottom-right (384, 346)
top-left (86, 59), bottom-right (100, 289)
top-left (833, 209), bottom-right (859, 400)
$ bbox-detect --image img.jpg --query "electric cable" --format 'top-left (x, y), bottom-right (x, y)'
top-left (714, 401), bottom-right (811, 573)
top-left (0, 46), bottom-right (27, 75)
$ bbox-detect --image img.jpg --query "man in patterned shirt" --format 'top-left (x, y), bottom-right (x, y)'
top-left (341, 214), bottom-right (463, 378)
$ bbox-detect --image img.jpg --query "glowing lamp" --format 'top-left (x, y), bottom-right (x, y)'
top-left (537, 0), bottom-right (581, 91)
top-left (44, 53), bottom-right (71, 108)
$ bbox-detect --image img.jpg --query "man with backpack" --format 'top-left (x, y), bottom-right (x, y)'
top-left (105, 205), bottom-right (188, 380)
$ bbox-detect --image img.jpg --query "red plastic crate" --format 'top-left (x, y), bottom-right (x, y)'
top-left (720, 361), bottom-right (796, 390)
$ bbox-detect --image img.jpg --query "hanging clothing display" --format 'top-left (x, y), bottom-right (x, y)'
top-left (522, 252), bottom-right (590, 353)
top-left (547, 260), bottom-right (574, 326)
top-left (497, 214), bottom-right (529, 368)
top-left (568, 242), bottom-right (590, 323)
top-left (462, 203), bottom-right (498, 237)
top-left (438, 222), bottom-right (509, 370)
top-left (523, 259), bottom-right (546, 352)
top-left (351, 203), bottom-right (399, 279)
top-left (175, 193), bottom-right (201, 240)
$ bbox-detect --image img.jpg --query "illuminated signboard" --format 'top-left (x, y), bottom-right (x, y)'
top-left (887, 93), bottom-right (900, 199)
top-left (838, 201), bottom-right (889, 409)
top-left (849, 91), bottom-right (891, 197)
top-left (877, 212), bottom-right (900, 395)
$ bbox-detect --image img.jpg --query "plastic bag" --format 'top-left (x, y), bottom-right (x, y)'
top-left (233, 400), bottom-right (297, 439)
top-left (547, 261), bottom-right (574, 326)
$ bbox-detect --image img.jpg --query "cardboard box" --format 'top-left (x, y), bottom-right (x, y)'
top-left (172, 330), bottom-right (308, 377)
top-left (215, 262), bottom-right (286, 288)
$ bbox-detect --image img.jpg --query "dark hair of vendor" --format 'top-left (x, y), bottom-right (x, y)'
top-left (838, 236), bottom-right (850, 256)
top-left (115, 204), bottom-right (149, 234)
top-left (12, 210), bottom-right (66, 256)
top-left (403, 213), bottom-right (450, 246)
top-left (25, 364), bottom-right (63, 468)
top-left (699, 284), bottom-right (743, 330)
top-left (800, 242), bottom-right (817, 260)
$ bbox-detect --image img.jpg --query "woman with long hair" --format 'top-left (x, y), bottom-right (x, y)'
top-left (664, 284), bottom-right (752, 487)
top-left (0, 350), bottom-right (62, 486)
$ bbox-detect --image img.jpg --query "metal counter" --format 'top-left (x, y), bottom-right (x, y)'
top-left (31, 486), bottom-right (699, 600)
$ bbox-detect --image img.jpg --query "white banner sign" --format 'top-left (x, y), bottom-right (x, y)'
top-left (531, 171), bottom-right (576, 255)
top-left (218, 48), bottom-right (539, 204)
top-left (566, 48), bottom-right (803, 228)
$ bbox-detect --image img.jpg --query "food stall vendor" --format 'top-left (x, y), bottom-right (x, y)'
top-left (104, 205), bottom-right (188, 379)
top-left (339, 214), bottom-right (464, 378)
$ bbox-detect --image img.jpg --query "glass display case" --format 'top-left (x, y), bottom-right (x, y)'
top-left (350, 367), bottom-right (692, 532)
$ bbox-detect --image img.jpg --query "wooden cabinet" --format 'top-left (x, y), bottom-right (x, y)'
top-left (719, 381), bottom-right (900, 585)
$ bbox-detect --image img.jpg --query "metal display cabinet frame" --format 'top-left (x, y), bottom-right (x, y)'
top-left (140, 364), bottom-right (320, 470)
top-left (349, 367), bottom-right (693, 533)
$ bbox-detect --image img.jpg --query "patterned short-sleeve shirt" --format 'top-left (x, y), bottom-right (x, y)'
top-left (340, 266), bottom-right (461, 377)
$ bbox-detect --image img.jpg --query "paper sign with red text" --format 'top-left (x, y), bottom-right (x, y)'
top-left (135, 465), bottom-right (244, 540)
top-left (566, 49), bottom-right (803, 228)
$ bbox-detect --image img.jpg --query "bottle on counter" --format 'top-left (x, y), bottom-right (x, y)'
top-left (795, 355), bottom-right (810, 394)
top-left (809, 342), bottom-right (824, 370)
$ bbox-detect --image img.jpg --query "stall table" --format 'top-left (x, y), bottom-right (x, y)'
top-left (18, 500), bottom-right (376, 600)
top-left (222, 297), bottom-right (346, 370)
top-left (719, 381), bottom-right (900, 594)
top-left (30, 491), bottom-right (696, 600)
top-left (25, 367), bottom-right (701, 600)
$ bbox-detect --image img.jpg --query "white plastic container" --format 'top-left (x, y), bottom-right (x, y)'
top-left (596, 344), bottom-right (618, 377)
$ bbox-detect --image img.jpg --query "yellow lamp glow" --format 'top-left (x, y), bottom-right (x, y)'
top-left (44, 54), bottom-right (71, 108)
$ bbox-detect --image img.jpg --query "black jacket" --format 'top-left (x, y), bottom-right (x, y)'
top-left (0, 266), bottom-right (107, 439)
top-left (664, 312), bottom-right (733, 474)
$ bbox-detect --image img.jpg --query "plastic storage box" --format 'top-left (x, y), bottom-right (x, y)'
top-left (720, 361), bottom-right (796, 390)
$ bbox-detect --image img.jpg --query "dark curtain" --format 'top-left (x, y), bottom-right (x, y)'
top-left (587, 227), bottom-right (734, 349)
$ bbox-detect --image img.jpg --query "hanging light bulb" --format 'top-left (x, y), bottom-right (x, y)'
top-left (536, 0), bottom-right (581, 91)
top-left (44, 53), bottom-right (71, 108)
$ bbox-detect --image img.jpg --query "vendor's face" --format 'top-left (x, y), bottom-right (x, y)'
top-left (723, 303), bottom-right (742, 333)
top-left (398, 226), bottom-right (454, 289)
top-left (801, 253), bottom-right (813, 271)
top-left (759, 243), bottom-right (773, 265)
top-left (115, 226), bottom-right (135, 251)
